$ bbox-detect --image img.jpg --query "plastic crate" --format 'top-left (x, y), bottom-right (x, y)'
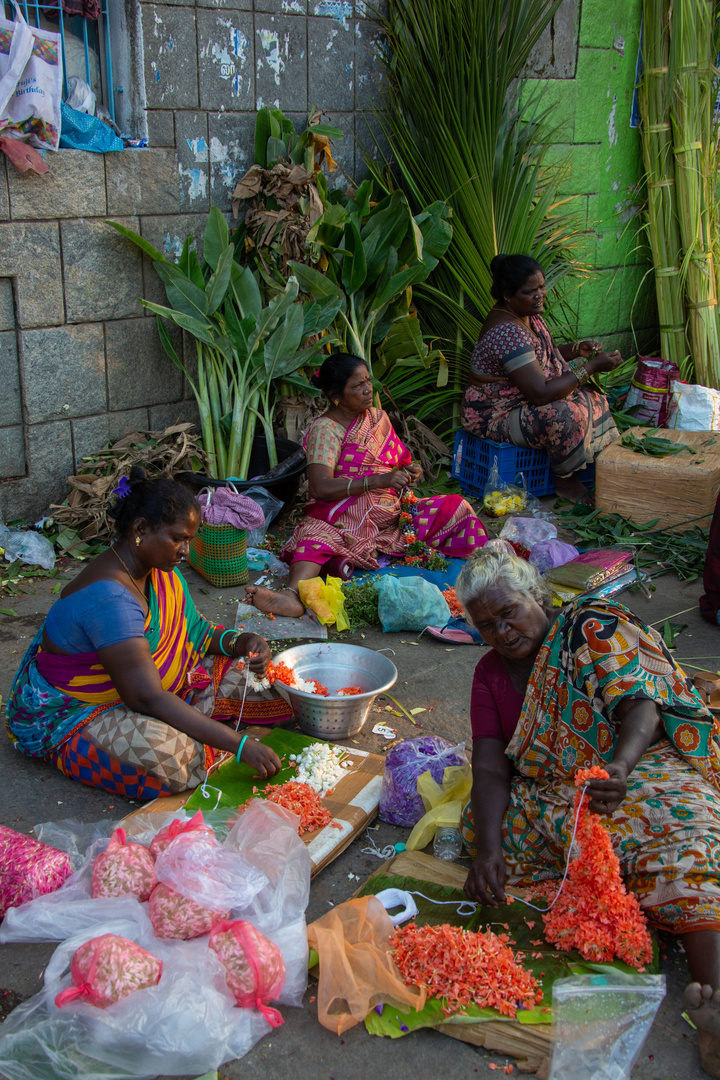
top-left (451, 430), bottom-right (595, 498)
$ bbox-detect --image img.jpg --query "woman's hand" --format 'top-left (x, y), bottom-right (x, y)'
top-left (585, 761), bottom-right (628, 815)
top-left (235, 633), bottom-right (271, 674)
top-left (406, 462), bottom-right (423, 484)
top-left (577, 339), bottom-right (602, 358)
top-left (464, 847), bottom-right (507, 906)
top-left (386, 467), bottom-right (411, 492)
top-left (240, 737), bottom-right (282, 779)
top-left (589, 349), bottom-right (623, 374)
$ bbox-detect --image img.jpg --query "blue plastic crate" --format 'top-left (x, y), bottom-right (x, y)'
top-left (451, 431), bottom-right (594, 498)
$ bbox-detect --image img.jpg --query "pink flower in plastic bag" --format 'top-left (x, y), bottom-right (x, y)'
top-left (149, 810), bottom-right (216, 860)
top-left (55, 933), bottom-right (162, 1009)
top-left (0, 824), bottom-right (72, 918)
top-left (148, 882), bottom-right (230, 940)
top-left (91, 828), bottom-right (156, 901)
top-left (209, 919), bottom-right (286, 1027)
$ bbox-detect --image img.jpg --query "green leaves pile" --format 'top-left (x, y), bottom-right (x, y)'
top-left (620, 431), bottom-right (696, 457)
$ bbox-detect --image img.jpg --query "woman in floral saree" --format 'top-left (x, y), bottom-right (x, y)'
top-left (247, 354), bottom-right (487, 617)
top-left (456, 547), bottom-right (720, 1077)
top-left (461, 254), bottom-right (621, 504)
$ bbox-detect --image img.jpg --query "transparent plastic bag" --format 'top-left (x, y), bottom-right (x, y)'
top-left (500, 515), bottom-right (558, 549)
top-left (91, 829), bottom-right (156, 902)
top-left (149, 809), bottom-right (216, 860)
top-left (482, 458), bottom-right (527, 517)
top-left (153, 831), bottom-right (268, 913)
top-left (529, 539), bottom-right (579, 573)
top-left (243, 486), bottom-right (284, 548)
top-left (379, 736), bottom-right (468, 827)
top-left (548, 973), bottom-right (666, 1080)
top-left (377, 576), bottom-right (450, 633)
top-left (0, 521), bottom-right (55, 570)
top-left (209, 919), bottom-right (286, 1026)
top-left (55, 933), bottom-right (162, 1009)
top-left (148, 881), bottom-right (230, 940)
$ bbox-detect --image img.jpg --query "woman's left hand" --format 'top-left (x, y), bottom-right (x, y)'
top-left (577, 339), bottom-right (602, 358)
top-left (585, 761), bottom-right (628, 815)
top-left (406, 462), bottom-right (422, 484)
top-left (235, 633), bottom-right (271, 674)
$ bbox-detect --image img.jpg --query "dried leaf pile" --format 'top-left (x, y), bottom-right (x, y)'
top-left (232, 162), bottom-right (324, 273)
top-left (50, 424), bottom-right (206, 544)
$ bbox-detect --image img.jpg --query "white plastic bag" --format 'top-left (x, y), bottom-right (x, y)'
top-left (0, 521), bottom-right (55, 569)
top-left (153, 831), bottom-right (268, 913)
top-left (0, 2), bottom-right (62, 151)
top-left (667, 379), bottom-right (720, 431)
top-left (499, 516), bottom-right (558, 550)
top-left (243, 486), bottom-right (284, 547)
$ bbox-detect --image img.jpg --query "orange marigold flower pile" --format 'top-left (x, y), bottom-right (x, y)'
top-left (266, 660), bottom-right (330, 697)
top-left (390, 922), bottom-right (542, 1019)
top-left (442, 587), bottom-right (464, 618)
top-left (263, 780), bottom-right (332, 835)
top-left (542, 766), bottom-right (653, 968)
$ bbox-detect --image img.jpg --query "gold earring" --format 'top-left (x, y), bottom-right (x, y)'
top-left (135, 537), bottom-right (141, 547)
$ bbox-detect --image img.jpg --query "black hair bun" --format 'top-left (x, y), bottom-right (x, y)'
top-left (309, 370), bottom-right (323, 390)
top-left (128, 465), bottom-right (147, 486)
top-left (490, 253), bottom-right (509, 272)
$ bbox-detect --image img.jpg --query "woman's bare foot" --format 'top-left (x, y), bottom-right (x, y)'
top-left (245, 585), bottom-right (304, 618)
top-left (554, 474), bottom-right (594, 507)
top-left (686, 983), bottom-right (720, 1077)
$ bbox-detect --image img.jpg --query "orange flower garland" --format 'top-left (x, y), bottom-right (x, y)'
top-left (390, 922), bottom-right (542, 1018)
top-left (542, 766), bottom-right (653, 968)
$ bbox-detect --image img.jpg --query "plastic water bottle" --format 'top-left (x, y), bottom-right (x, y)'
top-left (433, 826), bottom-right (463, 862)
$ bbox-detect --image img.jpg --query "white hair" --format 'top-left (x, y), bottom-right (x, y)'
top-left (455, 547), bottom-right (551, 611)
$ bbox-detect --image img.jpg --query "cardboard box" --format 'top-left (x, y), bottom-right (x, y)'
top-left (595, 427), bottom-right (720, 530)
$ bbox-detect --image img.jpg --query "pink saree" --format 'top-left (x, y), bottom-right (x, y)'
top-left (282, 408), bottom-right (487, 570)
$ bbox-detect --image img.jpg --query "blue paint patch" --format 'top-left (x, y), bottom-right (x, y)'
top-left (314, 0), bottom-right (352, 28)
top-left (155, 71), bottom-right (160, 83)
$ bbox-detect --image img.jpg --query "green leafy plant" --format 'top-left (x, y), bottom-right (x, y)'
top-left (108, 209), bottom-right (339, 479)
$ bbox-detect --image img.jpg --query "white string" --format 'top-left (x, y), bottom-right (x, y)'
top-left (505, 783), bottom-right (589, 914)
top-left (361, 832), bottom-right (397, 859)
top-left (199, 661), bottom-right (251, 807)
top-left (409, 890), bottom-right (478, 918)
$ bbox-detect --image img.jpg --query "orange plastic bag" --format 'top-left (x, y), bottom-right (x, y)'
top-left (307, 896), bottom-right (426, 1035)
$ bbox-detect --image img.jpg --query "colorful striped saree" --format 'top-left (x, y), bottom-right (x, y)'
top-left (283, 407), bottom-right (487, 569)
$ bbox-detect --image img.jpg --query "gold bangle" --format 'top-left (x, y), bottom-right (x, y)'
top-left (346, 478), bottom-right (353, 495)
top-left (574, 363), bottom-right (589, 386)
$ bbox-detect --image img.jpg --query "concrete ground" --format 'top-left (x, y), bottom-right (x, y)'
top-left (0, 531), bottom-right (719, 1079)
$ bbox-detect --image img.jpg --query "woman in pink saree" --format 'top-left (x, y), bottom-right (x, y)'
top-left (246, 354), bottom-right (487, 617)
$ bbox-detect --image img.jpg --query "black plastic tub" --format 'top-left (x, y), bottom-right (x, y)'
top-left (178, 435), bottom-right (306, 506)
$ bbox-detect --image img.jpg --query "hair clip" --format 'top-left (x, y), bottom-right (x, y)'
top-left (314, 368), bottom-right (320, 377)
top-left (112, 476), bottom-right (132, 500)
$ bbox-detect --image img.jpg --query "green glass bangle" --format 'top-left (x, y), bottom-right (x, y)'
top-left (220, 629), bottom-right (238, 657)
top-left (236, 734), bottom-right (249, 763)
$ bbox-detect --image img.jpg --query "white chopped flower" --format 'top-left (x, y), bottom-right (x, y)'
top-left (293, 743), bottom-right (347, 795)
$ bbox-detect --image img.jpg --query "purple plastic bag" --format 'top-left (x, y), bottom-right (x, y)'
top-left (379, 736), bottom-right (467, 827)
top-left (529, 539), bottom-right (579, 574)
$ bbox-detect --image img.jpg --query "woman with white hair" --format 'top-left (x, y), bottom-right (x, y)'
top-left (456, 548), bottom-right (720, 1077)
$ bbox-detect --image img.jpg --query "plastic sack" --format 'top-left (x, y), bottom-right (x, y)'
top-left (65, 75), bottom-right (95, 114)
top-left (91, 829), bottom-right (156, 902)
top-left (148, 882), bottom-right (230, 940)
top-left (0, 2), bottom-right (62, 151)
top-left (59, 101), bottom-right (123, 153)
top-left (379, 736), bottom-right (467, 827)
top-left (246, 547), bottom-right (289, 577)
top-left (148, 810), bottom-right (215, 860)
top-left (242, 486), bottom-right (284, 548)
top-left (209, 919), bottom-right (286, 1026)
top-left (55, 933), bottom-right (162, 1009)
top-left (406, 763), bottom-right (473, 851)
top-left (530, 539), bottom-right (579, 574)
top-left (500, 515), bottom-right (558, 550)
top-left (307, 896), bottom-right (426, 1034)
top-left (0, 823), bottom-right (72, 917)
top-left (625, 357), bottom-right (680, 425)
top-left (0, 521), bottom-right (55, 569)
top-left (153, 831), bottom-right (267, 913)
top-left (667, 379), bottom-right (720, 431)
top-left (298, 575), bottom-right (349, 630)
top-left (376, 575), bottom-right (450, 633)
top-left (483, 457), bottom-right (528, 517)
top-left (548, 972), bottom-right (666, 1080)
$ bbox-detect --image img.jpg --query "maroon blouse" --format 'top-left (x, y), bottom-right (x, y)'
top-left (470, 650), bottom-right (524, 744)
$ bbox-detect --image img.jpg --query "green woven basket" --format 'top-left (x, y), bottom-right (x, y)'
top-left (188, 521), bottom-right (248, 587)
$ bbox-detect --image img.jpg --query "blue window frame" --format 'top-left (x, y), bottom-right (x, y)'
top-left (3, 0), bottom-right (115, 121)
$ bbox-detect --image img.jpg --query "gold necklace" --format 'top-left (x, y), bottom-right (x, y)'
top-left (111, 546), bottom-right (147, 600)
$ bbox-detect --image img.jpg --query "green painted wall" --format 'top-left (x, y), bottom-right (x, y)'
top-left (526, 0), bottom-right (657, 357)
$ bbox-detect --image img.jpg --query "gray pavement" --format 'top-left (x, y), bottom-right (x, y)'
top-left (0, 551), bottom-right (718, 1079)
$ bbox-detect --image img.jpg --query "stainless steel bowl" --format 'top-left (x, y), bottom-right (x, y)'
top-left (271, 642), bottom-right (398, 740)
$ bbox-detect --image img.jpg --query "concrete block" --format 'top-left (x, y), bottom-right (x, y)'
top-left (21, 324), bottom-right (107, 425)
top-left (20, 420), bottom-right (74, 517)
top-left (106, 149), bottom-right (181, 216)
top-left (0, 223), bottom-right (64, 329)
top-left (309, 17), bottom-right (354, 113)
top-left (106, 317), bottom-right (184, 410)
top-left (0, 278), bottom-right (14, 332)
top-left (576, 267), bottom-right (623, 337)
top-left (139, 213), bottom-right (209, 310)
top-left (0, 156), bottom-right (10, 222)
top-left (0, 331), bottom-right (21, 428)
top-left (355, 110), bottom-right (390, 176)
top-left (526, 0), bottom-right (579, 79)
top-left (594, 217), bottom-right (648, 269)
top-left (574, 48), bottom-right (621, 144)
top-left (579, 0), bottom-right (642, 48)
top-left (149, 399), bottom-right (200, 431)
top-left (142, 4), bottom-right (199, 110)
top-left (175, 112), bottom-right (210, 211)
top-left (198, 8), bottom-right (254, 111)
top-left (0, 425), bottom-right (25, 479)
top-left (522, 77), bottom-right (576, 142)
top-left (618, 263), bottom-right (658, 331)
top-left (198, 0), bottom-right (252, 13)
top-left (599, 330), bottom-right (637, 357)
top-left (355, 0), bottom-right (387, 16)
top-left (146, 110), bottom-right (175, 147)
top-left (208, 112), bottom-right (256, 209)
top-left (72, 409), bottom-right (150, 468)
top-left (354, 19), bottom-right (384, 109)
top-left (548, 142), bottom-right (603, 196)
top-left (255, 15), bottom-right (308, 112)
top-left (61, 217), bottom-right (144, 323)
top-left (8, 151), bottom-right (107, 221)
top-left (259, 0), bottom-right (307, 12)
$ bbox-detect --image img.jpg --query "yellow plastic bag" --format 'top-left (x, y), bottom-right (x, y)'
top-left (406, 764), bottom-right (472, 851)
top-left (298, 575), bottom-right (349, 631)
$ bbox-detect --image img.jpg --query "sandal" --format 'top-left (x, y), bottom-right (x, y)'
top-left (424, 618), bottom-right (484, 646)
